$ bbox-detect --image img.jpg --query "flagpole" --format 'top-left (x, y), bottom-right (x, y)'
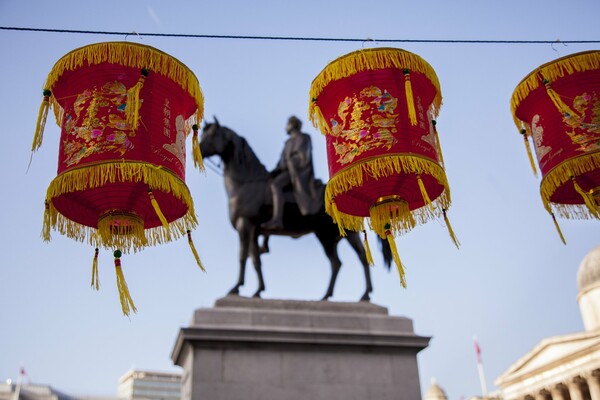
top-left (473, 335), bottom-right (488, 396)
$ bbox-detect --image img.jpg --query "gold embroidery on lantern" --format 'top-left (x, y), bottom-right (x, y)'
top-left (330, 86), bottom-right (399, 165)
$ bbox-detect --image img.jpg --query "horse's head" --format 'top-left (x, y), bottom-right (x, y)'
top-left (200, 117), bottom-right (229, 158)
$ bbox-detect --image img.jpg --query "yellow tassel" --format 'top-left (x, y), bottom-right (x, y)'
top-left (42, 200), bottom-right (52, 242)
top-left (543, 79), bottom-right (580, 120)
top-left (572, 178), bottom-right (600, 219)
top-left (191, 125), bottom-right (205, 172)
top-left (126, 69), bottom-right (148, 130)
top-left (311, 102), bottom-right (331, 135)
top-left (91, 248), bottom-right (100, 290)
top-left (32, 90), bottom-right (51, 152)
top-left (403, 69), bottom-right (418, 126)
top-left (443, 209), bottom-right (460, 249)
top-left (114, 250), bottom-right (136, 317)
top-left (148, 189), bottom-right (170, 230)
top-left (551, 213), bottom-right (567, 245)
top-left (385, 226), bottom-right (406, 288)
top-left (417, 175), bottom-right (434, 212)
top-left (363, 231), bottom-right (374, 266)
top-left (431, 120), bottom-right (445, 167)
top-left (521, 129), bottom-right (538, 177)
top-left (187, 230), bottom-right (206, 272)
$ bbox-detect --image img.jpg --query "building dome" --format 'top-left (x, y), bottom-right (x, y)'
top-left (577, 245), bottom-right (600, 293)
top-left (424, 378), bottom-right (448, 400)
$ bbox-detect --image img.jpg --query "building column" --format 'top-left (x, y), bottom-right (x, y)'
top-left (586, 371), bottom-right (600, 400)
top-left (550, 384), bottom-right (566, 400)
top-left (568, 377), bottom-right (585, 400)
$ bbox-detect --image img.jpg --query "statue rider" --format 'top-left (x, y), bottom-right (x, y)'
top-left (262, 116), bottom-right (322, 230)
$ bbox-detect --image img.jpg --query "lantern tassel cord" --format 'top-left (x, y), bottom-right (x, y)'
top-left (114, 252), bottom-right (136, 317)
top-left (417, 175), bottom-right (435, 212)
top-left (32, 90), bottom-right (51, 153)
top-left (187, 230), bottom-right (206, 271)
top-left (403, 70), bottom-right (418, 126)
top-left (443, 209), bottom-right (460, 249)
top-left (42, 201), bottom-right (52, 242)
top-left (148, 189), bottom-right (171, 232)
top-left (432, 120), bottom-right (445, 167)
top-left (363, 231), bottom-right (374, 266)
top-left (312, 104), bottom-right (331, 135)
top-left (191, 125), bottom-right (205, 172)
top-left (91, 248), bottom-right (100, 290)
top-left (551, 212), bottom-right (567, 245)
top-left (126, 69), bottom-right (148, 130)
top-left (521, 130), bottom-right (538, 177)
top-left (543, 80), bottom-right (580, 121)
top-left (385, 230), bottom-right (406, 288)
top-left (572, 178), bottom-right (600, 219)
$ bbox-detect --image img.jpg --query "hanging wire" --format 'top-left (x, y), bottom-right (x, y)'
top-left (2, 26), bottom-right (600, 44)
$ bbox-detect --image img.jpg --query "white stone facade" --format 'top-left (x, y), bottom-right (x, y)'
top-left (495, 246), bottom-right (600, 400)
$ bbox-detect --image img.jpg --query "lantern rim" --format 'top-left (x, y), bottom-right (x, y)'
top-left (510, 50), bottom-right (600, 131)
top-left (540, 150), bottom-right (600, 220)
top-left (309, 47), bottom-right (442, 130)
top-left (43, 41), bottom-right (204, 125)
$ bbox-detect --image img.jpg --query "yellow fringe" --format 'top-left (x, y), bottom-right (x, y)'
top-left (443, 209), bottom-right (460, 249)
top-left (328, 202), bottom-right (348, 236)
top-left (543, 80), bottom-right (580, 120)
top-left (369, 199), bottom-right (415, 238)
top-left (521, 130), bottom-right (538, 177)
top-left (540, 152), bottom-right (600, 219)
top-left (417, 174), bottom-right (434, 212)
top-left (551, 212), bottom-right (567, 245)
top-left (572, 178), bottom-right (600, 219)
top-left (43, 161), bottom-right (198, 252)
top-left (324, 154), bottom-right (450, 234)
top-left (148, 189), bottom-right (170, 230)
top-left (310, 47), bottom-right (441, 130)
top-left (32, 91), bottom-right (51, 152)
top-left (97, 213), bottom-right (148, 252)
top-left (404, 70), bottom-right (417, 126)
top-left (126, 73), bottom-right (146, 130)
top-left (43, 41), bottom-right (204, 129)
top-left (187, 230), bottom-right (206, 272)
top-left (385, 232), bottom-right (406, 288)
top-left (363, 231), bottom-right (374, 266)
top-left (114, 253), bottom-right (136, 317)
top-left (511, 50), bottom-right (600, 129)
top-left (191, 126), bottom-right (205, 171)
top-left (91, 248), bottom-right (100, 290)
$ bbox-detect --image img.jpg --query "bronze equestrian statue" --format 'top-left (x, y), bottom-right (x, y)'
top-left (200, 117), bottom-right (390, 301)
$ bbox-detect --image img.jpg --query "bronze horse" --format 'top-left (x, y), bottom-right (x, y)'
top-left (200, 119), bottom-right (387, 301)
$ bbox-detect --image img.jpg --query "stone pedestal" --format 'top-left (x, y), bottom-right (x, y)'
top-left (171, 296), bottom-right (429, 400)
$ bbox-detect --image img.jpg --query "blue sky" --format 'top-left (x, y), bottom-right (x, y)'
top-left (1, 1), bottom-right (599, 398)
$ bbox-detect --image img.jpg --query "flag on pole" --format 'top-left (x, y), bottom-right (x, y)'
top-left (474, 337), bottom-right (482, 363)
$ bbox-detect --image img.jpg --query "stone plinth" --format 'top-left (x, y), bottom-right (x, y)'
top-left (171, 296), bottom-right (429, 400)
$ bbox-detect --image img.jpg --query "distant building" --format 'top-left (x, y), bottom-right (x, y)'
top-left (117, 370), bottom-right (181, 400)
top-left (495, 245), bottom-right (600, 400)
top-left (0, 381), bottom-right (74, 400)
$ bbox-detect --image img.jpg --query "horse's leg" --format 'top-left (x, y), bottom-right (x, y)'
top-left (345, 232), bottom-right (373, 301)
top-left (249, 225), bottom-right (265, 298)
top-left (316, 234), bottom-right (341, 301)
top-left (259, 234), bottom-right (270, 254)
top-left (229, 218), bottom-right (251, 295)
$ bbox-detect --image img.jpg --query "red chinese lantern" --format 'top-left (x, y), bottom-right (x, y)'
top-left (309, 48), bottom-right (458, 286)
top-left (512, 50), bottom-right (600, 243)
top-left (32, 42), bottom-right (206, 315)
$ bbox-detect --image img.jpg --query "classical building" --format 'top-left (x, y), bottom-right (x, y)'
top-left (423, 379), bottom-right (449, 400)
top-left (117, 370), bottom-right (181, 400)
top-left (0, 381), bottom-right (75, 400)
top-left (495, 245), bottom-right (600, 400)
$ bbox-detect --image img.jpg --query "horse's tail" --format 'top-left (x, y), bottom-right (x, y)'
top-left (378, 236), bottom-right (393, 271)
